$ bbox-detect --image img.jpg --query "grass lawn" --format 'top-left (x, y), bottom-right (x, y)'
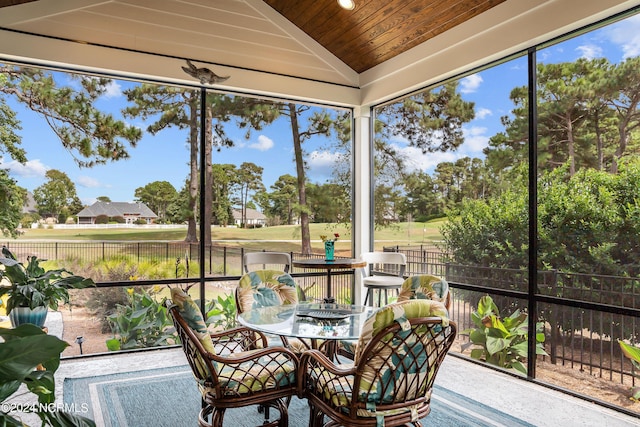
top-left (12, 220), bottom-right (445, 252)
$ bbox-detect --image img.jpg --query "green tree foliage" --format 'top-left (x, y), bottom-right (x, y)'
top-left (32, 169), bottom-right (80, 222)
top-left (0, 95), bottom-right (25, 163)
top-left (374, 81), bottom-right (475, 223)
top-left (0, 65), bottom-right (141, 167)
top-left (1, 66), bottom-right (140, 236)
top-left (377, 82), bottom-right (475, 153)
top-left (440, 163), bottom-right (529, 269)
top-left (306, 182), bottom-right (350, 223)
top-left (134, 181), bottom-right (178, 223)
top-left (399, 171), bottom-right (442, 222)
top-left (441, 158), bottom-right (640, 277)
top-left (211, 164), bottom-right (235, 226)
top-left (259, 174), bottom-right (298, 225)
top-left (486, 58), bottom-right (640, 177)
top-left (0, 170), bottom-right (25, 238)
top-left (231, 162), bottom-right (264, 228)
top-left (123, 85), bottom-right (201, 241)
top-left (237, 103), bottom-right (348, 253)
top-left (166, 180), bottom-right (194, 225)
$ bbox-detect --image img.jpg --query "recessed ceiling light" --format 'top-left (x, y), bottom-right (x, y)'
top-left (337, 0), bottom-right (355, 10)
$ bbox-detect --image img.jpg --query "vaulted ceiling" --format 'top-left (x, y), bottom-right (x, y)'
top-left (0, 0), bottom-right (638, 106)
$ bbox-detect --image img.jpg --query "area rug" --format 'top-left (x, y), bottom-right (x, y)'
top-left (64, 365), bottom-right (533, 427)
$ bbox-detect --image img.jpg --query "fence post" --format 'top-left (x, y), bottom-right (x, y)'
top-left (549, 269), bottom-right (559, 364)
top-left (224, 246), bottom-right (229, 276)
top-left (209, 245), bottom-right (213, 275)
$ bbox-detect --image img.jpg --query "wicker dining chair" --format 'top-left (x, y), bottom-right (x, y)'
top-left (299, 299), bottom-right (457, 427)
top-left (396, 274), bottom-right (452, 311)
top-left (167, 287), bottom-right (299, 427)
top-left (235, 266), bottom-right (313, 353)
top-left (338, 274), bottom-right (452, 360)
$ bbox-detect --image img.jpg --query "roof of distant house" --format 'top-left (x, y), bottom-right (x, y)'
top-left (76, 201), bottom-right (158, 218)
top-left (232, 208), bottom-right (266, 220)
top-left (22, 191), bottom-right (37, 214)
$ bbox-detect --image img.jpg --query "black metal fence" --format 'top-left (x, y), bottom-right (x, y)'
top-left (0, 241), bottom-right (355, 304)
top-left (3, 241), bottom-right (639, 389)
top-left (383, 244), bottom-right (640, 387)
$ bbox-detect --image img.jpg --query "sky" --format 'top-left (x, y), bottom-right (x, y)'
top-left (1, 13), bottom-right (639, 207)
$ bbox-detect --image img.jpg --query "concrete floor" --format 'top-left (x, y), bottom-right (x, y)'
top-left (46, 348), bottom-right (640, 426)
top-left (5, 312), bottom-right (640, 426)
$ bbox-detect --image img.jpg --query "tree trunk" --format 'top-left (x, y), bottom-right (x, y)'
top-left (565, 113), bottom-right (576, 176)
top-left (204, 104), bottom-right (213, 245)
top-left (289, 103), bottom-right (312, 255)
top-left (185, 94), bottom-right (199, 243)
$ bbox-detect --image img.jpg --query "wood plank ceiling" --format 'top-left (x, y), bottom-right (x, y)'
top-left (0, 0), bottom-right (507, 74)
top-left (263, 0), bottom-right (507, 73)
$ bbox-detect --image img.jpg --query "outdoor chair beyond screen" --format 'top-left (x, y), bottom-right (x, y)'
top-left (243, 251), bottom-right (292, 273)
top-left (359, 251), bottom-right (407, 307)
top-left (167, 287), bottom-right (299, 427)
top-left (299, 299), bottom-right (457, 427)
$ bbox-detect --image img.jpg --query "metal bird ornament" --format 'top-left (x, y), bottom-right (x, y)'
top-left (181, 60), bottom-right (230, 85)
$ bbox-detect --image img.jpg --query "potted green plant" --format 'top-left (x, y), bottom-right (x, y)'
top-left (0, 323), bottom-right (96, 426)
top-left (0, 247), bottom-right (95, 328)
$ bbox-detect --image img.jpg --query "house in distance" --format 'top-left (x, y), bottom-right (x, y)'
top-left (76, 201), bottom-right (158, 225)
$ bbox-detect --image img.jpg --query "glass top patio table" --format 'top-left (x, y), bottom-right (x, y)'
top-left (236, 303), bottom-right (374, 341)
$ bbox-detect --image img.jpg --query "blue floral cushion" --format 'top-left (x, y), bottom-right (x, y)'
top-left (236, 270), bottom-right (298, 313)
top-left (397, 275), bottom-right (449, 306)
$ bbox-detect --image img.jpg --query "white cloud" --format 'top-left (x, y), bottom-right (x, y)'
top-left (460, 74), bottom-right (483, 93)
top-left (476, 108), bottom-right (492, 120)
top-left (82, 197), bottom-right (98, 206)
top-left (307, 150), bottom-right (341, 180)
top-left (576, 44), bottom-right (603, 60)
top-left (389, 128), bottom-right (488, 175)
top-left (76, 175), bottom-right (101, 188)
top-left (0, 158), bottom-right (48, 178)
top-left (398, 145), bottom-right (458, 173)
top-left (103, 80), bottom-right (123, 98)
top-left (461, 126), bottom-right (489, 153)
top-left (249, 135), bottom-right (274, 151)
top-left (604, 14), bottom-right (640, 59)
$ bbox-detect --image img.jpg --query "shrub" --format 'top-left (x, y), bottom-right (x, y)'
top-left (85, 287), bottom-right (130, 333)
top-left (95, 214), bottom-right (109, 224)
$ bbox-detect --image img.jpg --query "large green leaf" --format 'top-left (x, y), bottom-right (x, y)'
top-left (0, 380), bottom-right (21, 402)
top-left (0, 324), bottom-right (45, 341)
top-left (0, 332), bottom-right (68, 381)
top-left (25, 370), bottom-right (56, 404)
top-left (486, 336), bottom-right (510, 356)
top-left (44, 409), bottom-right (97, 427)
top-left (619, 340), bottom-right (640, 362)
top-left (510, 360), bottom-right (527, 374)
top-left (0, 412), bottom-right (25, 427)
